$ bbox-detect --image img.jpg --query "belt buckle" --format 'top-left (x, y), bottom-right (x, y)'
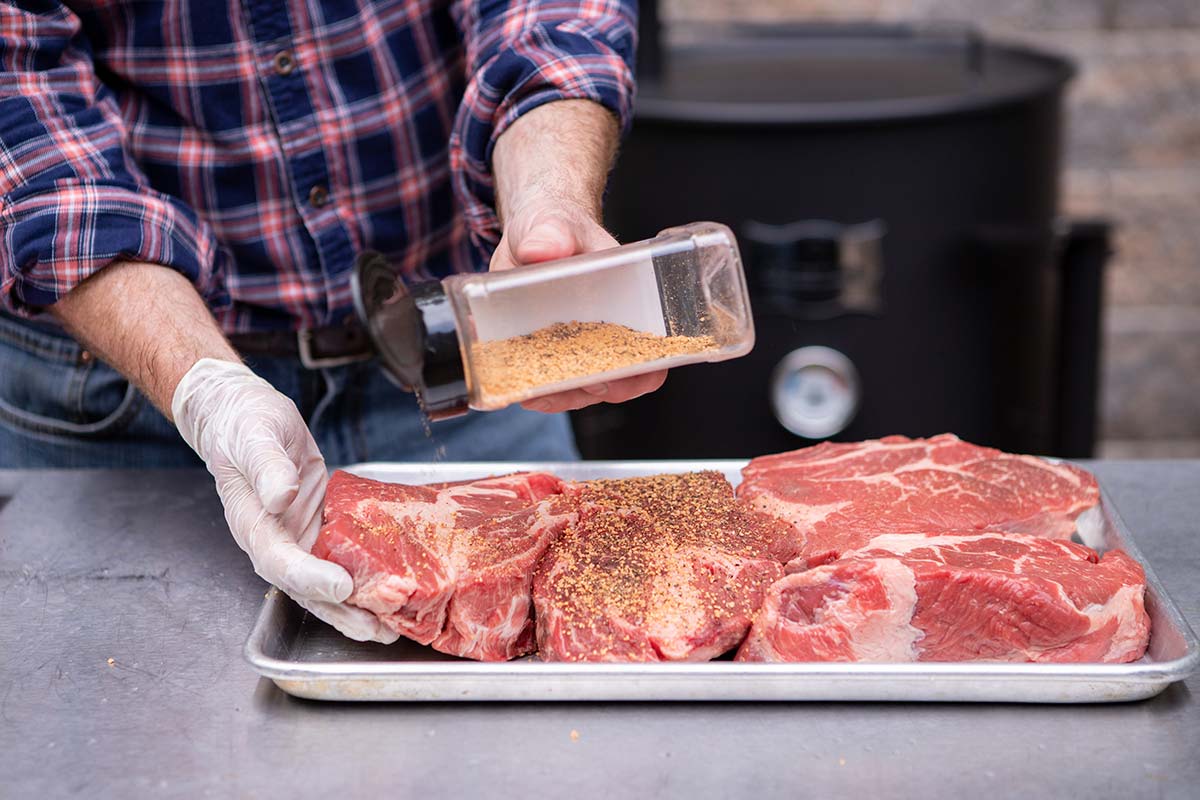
top-left (297, 329), bottom-right (372, 369)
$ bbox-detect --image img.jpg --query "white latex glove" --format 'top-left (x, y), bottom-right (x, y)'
top-left (172, 358), bottom-right (398, 644)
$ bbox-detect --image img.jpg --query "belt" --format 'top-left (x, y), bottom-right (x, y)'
top-left (228, 324), bottom-right (375, 369)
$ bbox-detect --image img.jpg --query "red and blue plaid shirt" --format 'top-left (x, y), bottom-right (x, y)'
top-left (0, 0), bottom-right (636, 332)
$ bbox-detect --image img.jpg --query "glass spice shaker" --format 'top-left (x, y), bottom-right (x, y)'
top-left (352, 221), bottom-right (755, 419)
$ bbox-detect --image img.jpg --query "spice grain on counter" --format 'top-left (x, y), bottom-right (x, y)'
top-left (469, 321), bottom-right (717, 404)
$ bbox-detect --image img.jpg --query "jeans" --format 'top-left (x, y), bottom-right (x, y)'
top-left (0, 312), bottom-right (579, 468)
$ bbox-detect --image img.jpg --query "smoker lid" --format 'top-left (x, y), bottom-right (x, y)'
top-left (636, 24), bottom-right (1075, 126)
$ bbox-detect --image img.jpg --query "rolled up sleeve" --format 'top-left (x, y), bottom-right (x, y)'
top-left (449, 0), bottom-right (637, 257)
top-left (0, 2), bottom-right (225, 315)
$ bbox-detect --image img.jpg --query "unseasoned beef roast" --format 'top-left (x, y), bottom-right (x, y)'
top-left (737, 531), bottom-right (1149, 663)
top-left (738, 434), bottom-right (1101, 568)
top-left (313, 470), bottom-right (573, 661)
top-left (533, 472), bottom-right (791, 662)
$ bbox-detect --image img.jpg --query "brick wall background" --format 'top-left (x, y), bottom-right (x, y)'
top-left (660, 0), bottom-right (1200, 457)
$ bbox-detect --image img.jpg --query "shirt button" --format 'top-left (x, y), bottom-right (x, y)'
top-left (273, 50), bottom-right (296, 76)
top-left (308, 184), bottom-right (330, 208)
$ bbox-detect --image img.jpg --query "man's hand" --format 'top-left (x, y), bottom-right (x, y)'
top-left (52, 262), bottom-right (395, 643)
top-left (490, 100), bottom-right (667, 414)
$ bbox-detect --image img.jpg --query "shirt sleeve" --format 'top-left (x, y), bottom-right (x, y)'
top-left (0, 2), bottom-right (226, 315)
top-left (449, 0), bottom-right (637, 259)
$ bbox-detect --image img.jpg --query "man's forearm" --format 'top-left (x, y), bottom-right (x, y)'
top-left (51, 261), bottom-right (239, 419)
top-left (492, 99), bottom-right (619, 225)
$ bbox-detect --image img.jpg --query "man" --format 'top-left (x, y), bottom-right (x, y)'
top-left (0, 0), bottom-right (662, 642)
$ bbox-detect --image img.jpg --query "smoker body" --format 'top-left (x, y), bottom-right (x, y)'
top-left (573, 26), bottom-right (1105, 458)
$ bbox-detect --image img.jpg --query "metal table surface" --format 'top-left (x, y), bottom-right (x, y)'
top-left (0, 462), bottom-right (1197, 799)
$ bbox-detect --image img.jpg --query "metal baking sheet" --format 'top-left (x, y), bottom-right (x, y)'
top-left (245, 460), bottom-right (1199, 703)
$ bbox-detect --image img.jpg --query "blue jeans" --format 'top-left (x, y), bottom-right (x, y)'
top-left (0, 312), bottom-right (579, 468)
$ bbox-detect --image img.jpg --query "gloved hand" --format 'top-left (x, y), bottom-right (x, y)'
top-left (172, 358), bottom-right (398, 643)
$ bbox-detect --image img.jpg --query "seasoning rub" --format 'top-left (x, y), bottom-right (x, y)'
top-left (469, 321), bottom-right (717, 405)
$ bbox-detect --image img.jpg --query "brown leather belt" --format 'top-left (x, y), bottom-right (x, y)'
top-left (228, 324), bottom-right (374, 369)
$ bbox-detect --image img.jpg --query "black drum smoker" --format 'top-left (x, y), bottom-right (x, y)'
top-left (571, 21), bottom-right (1111, 460)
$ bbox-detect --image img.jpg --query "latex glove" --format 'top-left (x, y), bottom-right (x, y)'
top-left (172, 358), bottom-right (398, 643)
top-left (489, 197), bottom-right (668, 413)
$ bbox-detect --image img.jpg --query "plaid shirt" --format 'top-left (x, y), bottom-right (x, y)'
top-left (0, 0), bottom-right (635, 332)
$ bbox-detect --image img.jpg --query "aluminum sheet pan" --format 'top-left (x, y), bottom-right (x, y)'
top-left (245, 460), bottom-right (1199, 703)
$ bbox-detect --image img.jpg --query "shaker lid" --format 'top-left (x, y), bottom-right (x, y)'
top-left (352, 252), bottom-right (469, 420)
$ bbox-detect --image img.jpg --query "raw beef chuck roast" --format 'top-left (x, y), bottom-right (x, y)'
top-left (310, 434), bottom-right (1149, 666)
top-left (313, 470), bottom-right (574, 661)
top-left (738, 434), bottom-right (1101, 567)
top-left (737, 531), bottom-right (1150, 663)
top-left (533, 472), bottom-right (791, 662)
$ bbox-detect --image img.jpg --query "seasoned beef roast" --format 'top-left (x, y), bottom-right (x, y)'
top-left (534, 472), bottom-right (790, 662)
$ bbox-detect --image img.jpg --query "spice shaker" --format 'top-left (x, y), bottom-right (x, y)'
top-left (352, 221), bottom-right (755, 419)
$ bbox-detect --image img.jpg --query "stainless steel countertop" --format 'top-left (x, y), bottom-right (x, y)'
top-left (1, 462), bottom-right (1197, 798)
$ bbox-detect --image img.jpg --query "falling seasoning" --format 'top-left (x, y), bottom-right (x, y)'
top-left (469, 321), bottom-right (717, 406)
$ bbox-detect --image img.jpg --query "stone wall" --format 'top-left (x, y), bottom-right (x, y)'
top-left (660, 1), bottom-right (1200, 457)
